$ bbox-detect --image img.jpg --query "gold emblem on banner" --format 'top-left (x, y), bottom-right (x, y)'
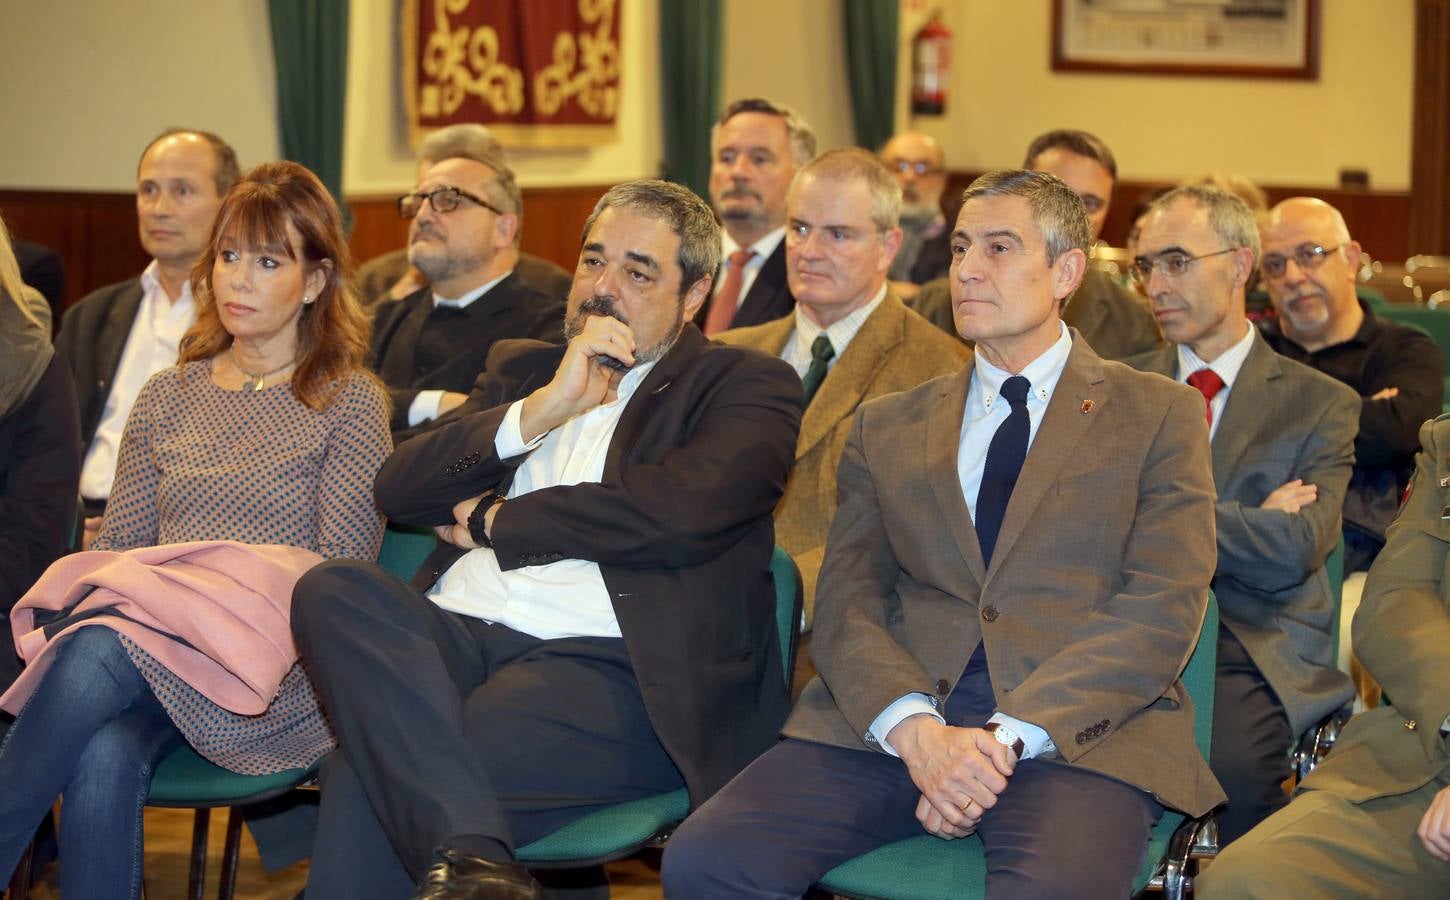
top-left (419, 0), bottom-right (526, 118)
top-left (535, 0), bottom-right (619, 118)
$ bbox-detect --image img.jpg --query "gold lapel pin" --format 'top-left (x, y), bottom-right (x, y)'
top-left (1081, 399), bottom-right (1094, 414)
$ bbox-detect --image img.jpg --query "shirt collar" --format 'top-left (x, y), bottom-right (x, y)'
top-left (791, 283), bottom-right (888, 356)
top-left (722, 226), bottom-right (787, 265)
top-left (1176, 320), bottom-right (1256, 390)
top-left (609, 359), bottom-right (660, 407)
top-left (433, 270), bottom-right (513, 309)
top-left (973, 321), bottom-right (1073, 413)
top-left (140, 259), bottom-right (194, 305)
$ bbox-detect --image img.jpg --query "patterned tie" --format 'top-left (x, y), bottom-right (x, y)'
top-left (975, 375), bottom-right (1031, 567)
top-left (799, 335), bottom-right (836, 407)
top-left (1186, 368), bottom-right (1226, 426)
top-left (703, 248), bottom-right (756, 336)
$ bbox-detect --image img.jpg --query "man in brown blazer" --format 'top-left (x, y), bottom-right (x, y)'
top-left (1201, 415), bottom-right (1450, 897)
top-left (1125, 186), bottom-right (1359, 843)
top-left (664, 170), bottom-right (1223, 898)
top-left (717, 148), bottom-right (970, 628)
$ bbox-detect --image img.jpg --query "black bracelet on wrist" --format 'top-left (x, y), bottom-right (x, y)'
top-left (467, 492), bottom-right (502, 548)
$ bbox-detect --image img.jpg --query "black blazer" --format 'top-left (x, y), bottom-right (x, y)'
top-left (14, 240), bottom-right (64, 317)
top-left (369, 273), bottom-right (565, 436)
top-left (374, 325), bottom-right (802, 807)
top-left (694, 240), bottom-right (796, 331)
top-left (54, 277), bottom-right (146, 449)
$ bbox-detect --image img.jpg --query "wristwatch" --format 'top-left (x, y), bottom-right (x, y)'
top-left (466, 492), bottom-right (505, 548)
top-left (984, 722), bottom-right (1025, 760)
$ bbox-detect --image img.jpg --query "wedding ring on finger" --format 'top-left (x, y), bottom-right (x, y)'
top-left (961, 797), bottom-right (975, 814)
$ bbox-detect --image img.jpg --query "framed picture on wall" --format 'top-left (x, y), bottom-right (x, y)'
top-left (1052, 0), bottom-right (1320, 80)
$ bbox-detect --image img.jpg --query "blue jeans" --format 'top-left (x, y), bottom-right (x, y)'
top-left (0, 627), bottom-right (182, 899)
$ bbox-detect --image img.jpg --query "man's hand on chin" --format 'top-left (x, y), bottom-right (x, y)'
top-left (519, 314), bottom-right (632, 441)
top-left (888, 715), bottom-right (1017, 839)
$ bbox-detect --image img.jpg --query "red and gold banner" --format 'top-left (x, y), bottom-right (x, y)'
top-left (404, 0), bottom-right (622, 149)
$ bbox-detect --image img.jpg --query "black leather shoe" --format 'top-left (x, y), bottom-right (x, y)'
top-left (412, 846), bottom-right (543, 899)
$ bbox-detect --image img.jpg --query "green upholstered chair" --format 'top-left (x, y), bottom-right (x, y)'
top-left (815, 595), bottom-right (1222, 900)
top-left (517, 544), bottom-right (803, 868)
top-left (1292, 535), bottom-right (1351, 783)
top-left (1375, 304), bottom-right (1450, 410)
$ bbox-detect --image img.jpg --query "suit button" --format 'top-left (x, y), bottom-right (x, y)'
top-left (981, 606), bottom-right (999, 622)
top-left (1075, 732), bottom-right (1087, 744)
top-left (935, 679), bottom-right (950, 695)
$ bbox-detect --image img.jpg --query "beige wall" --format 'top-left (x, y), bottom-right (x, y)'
top-left (895, 2), bottom-right (1414, 190)
top-left (0, 0), bottom-right (280, 191)
top-left (344, 0), bottom-right (663, 194)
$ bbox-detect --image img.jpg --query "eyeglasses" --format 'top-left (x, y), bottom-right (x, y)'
top-left (1260, 243), bottom-right (1342, 280)
top-left (397, 186), bottom-right (506, 219)
top-left (1130, 248), bottom-right (1237, 284)
top-left (885, 159), bottom-right (942, 177)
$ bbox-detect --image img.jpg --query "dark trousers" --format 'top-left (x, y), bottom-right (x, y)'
top-left (1209, 625), bottom-right (1293, 845)
top-left (662, 648), bottom-right (1162, 899)
top-left (292, 559), bottom-right (684, 899)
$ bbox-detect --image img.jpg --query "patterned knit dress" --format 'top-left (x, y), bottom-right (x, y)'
top-left (92, 360), bottom-right (391, 774)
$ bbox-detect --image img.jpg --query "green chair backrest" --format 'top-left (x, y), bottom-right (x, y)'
top-left (1327, 535), bottom-right (1345, 667)
top-left (771, 546), bottom-right (803, 685)
top-left (377, 523), bottom-right (436, 581)
top-left (1185, 592), bottom-right (1219, 760)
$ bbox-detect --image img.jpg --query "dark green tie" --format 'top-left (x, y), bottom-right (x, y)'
top-left (800, 335), bottom-right (836, 406)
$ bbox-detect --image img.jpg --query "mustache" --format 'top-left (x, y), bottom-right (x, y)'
top-left (722, 184), bottom-right (762, 201)
top-left (411, 221), bottom-right (441, 241)
top-left (578, 296), bottom-right (629, 325)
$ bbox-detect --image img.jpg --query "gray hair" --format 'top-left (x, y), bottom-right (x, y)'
top-left (960, 170), bottom-right (1090, 265)
top-left (1024, 129), bottom-right (1117, 181)
top-left (796, 148), bottom-right (901, 231)
top-left (1150, 185), bottom-right (1261, 265)
top-left (582, 180), bottom-right (721, 291)
top-left (419, 124), bottom-right (506, 168)
top-left (139, 128), bottom-right (241, 197)
top-left (714, 98), bottom-right (818, 167)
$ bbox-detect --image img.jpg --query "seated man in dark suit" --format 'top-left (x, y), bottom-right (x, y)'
top-left (1200, 414), bottom-right (1450, 898)
top-left (880, 131), bottom-right (952, 298)
top-left (291, 180), bottom-right (802, 898)
top-left (55, 128), bottom-right (238, 545)
top-left (1125, 186), bottom-right (1358, 843)
top-left (372, 150), bottom-right (564, 441)
top-left (354, 124), bottom-right (572, 312)
top-left (14, 238), bottom-right (63, 326)
top-left (908, 129), bottom-right (1162, 361)
top-left (664, 170), bottom-right (1221, 898)
top-left (697, 97), bottom-right (816, 334)
top-left (1259, 197), bottom-right (1444, 573)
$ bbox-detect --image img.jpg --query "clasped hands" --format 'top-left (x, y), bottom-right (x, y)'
top-left (435, 315), bottom-right (637, 550)
top-left (888, 715), bottom-right (1018, 840)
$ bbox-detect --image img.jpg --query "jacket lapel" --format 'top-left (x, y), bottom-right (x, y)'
top-left (796, 297), bottom-right (905, 460)
top-left (604, 325), bottom-right (704, 477)
top-left (983, 333), bottom-right (1106, 584)
top-left (926, 367), bottom-right (986, 584)
top-left (1210, 332), bottom-right (1280, 481)
top-left (99, 280), bottom-right (146, 384)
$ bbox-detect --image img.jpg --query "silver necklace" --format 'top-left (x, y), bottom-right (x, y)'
top-left (230, 345), bottom-right (294, 392)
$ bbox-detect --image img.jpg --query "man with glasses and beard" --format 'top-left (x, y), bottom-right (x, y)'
top-left (370, 150), bottom-right (564, 441)
top-left (880, 131), bottom-right (952, 296)
top-left (292, 180), bottom-right (802, 899)
top-left (1260, 197), bottom-right (1444, 573)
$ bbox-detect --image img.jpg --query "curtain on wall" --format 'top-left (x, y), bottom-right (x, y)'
top-left (843, 0), bottom-right (899, 151)
top-left (660, 0), bottom-right (723, 200)
top-left (268, 0), bottom-right (350, 221)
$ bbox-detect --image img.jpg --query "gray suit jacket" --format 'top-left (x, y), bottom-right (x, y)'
top-left (1127, 332), bottom-right (1359, 735)
top-left (785, 331), bottom-right (1225, 816)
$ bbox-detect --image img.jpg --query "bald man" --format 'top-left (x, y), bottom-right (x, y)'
top-left (1260, 198), bottom-right (1444, 572)
top-left (881, 132), bottom-right (951, 293)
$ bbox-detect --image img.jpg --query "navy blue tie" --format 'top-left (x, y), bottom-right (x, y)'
top-left (975, 375), bottom-right (1031, 566)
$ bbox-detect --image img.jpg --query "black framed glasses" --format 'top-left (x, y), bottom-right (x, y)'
top-left (397, 186), bottom-right (506, 219)
top-left (1130, 248), bottom-right (1237, 284)
top-left (884, 159), bottom-right (942, 177)
top-left (1260, 243), bottom-right (1342, 280)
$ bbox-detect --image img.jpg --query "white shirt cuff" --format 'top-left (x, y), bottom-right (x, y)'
top-left (988, 712), bottom-right (1056, 760)
top-left (495, 399), bottom-right (546, 459)
top-left (407, 390), bottom-right (445, 427)
top-left (869, 693), bottom-right (944, 757)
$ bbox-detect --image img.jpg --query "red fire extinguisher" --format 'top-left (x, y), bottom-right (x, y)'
top-left (912, 15), bottom-right (952, 116)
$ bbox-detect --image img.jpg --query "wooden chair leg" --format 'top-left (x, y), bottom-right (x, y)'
top-left (187, 808), bottom-right (210, 900)
top-left (6, 840), bottom-right (34, 900)
top-left (218, 809), bottom-right (244, 900)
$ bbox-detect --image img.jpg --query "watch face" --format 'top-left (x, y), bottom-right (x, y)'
top-left (994, 726), bottom-right (1017, 746)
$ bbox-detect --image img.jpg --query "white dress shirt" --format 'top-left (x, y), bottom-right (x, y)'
top-left (406, 270), bottom-right (514, 427)
top-left (80, 261), bottom-right (196, 501)
top-left (717, 227), bottom-right (786, 303)
top-left (780, 285), bottom-right (887, 379)
top-left (868, 322), bottom-right (1075, 759)
top-left (1174, 321), bottom-right (1256, 442)
top-left (426, 360), bottom-right (659, 639)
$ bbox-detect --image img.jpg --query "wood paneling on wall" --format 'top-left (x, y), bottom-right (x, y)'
top-left (1, 185), bottom-right (610, 314)
top-left (1410, 0), bottom-right (1450, 255)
